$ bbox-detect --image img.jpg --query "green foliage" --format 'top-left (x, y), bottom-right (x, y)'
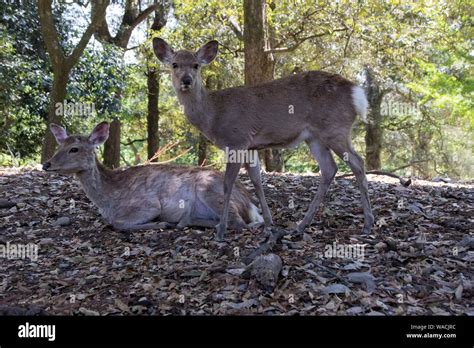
top-left (0, 1), bottom-right (126, 165)
top-left (1, 0), bottom-right (472, 178)
top-left (0, 1), bottom-right (53, 164)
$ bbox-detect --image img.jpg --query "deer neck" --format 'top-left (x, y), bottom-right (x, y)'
top-left (75, 157), bottom-right (114, 211)
top-left (176, 79), bottom-right (213, 135)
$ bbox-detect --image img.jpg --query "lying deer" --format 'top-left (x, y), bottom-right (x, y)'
top-left (43, 122), bottom-right (263, 231)
top-left (153, 38), bottom-right (374, 240)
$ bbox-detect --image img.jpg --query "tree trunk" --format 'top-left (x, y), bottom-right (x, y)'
top-left (197, 134), bottom-right (208, 165)
top-left (263, 149), bottom-right (283, 172)
top-left (92, 0), bottom-right (167, 168)
top-left (38, 0), bottom-right (109, 162)
top-left (103, 118), bottom-right (121, 168)
top-left (365, 116), bottom-right (383, 170)
top-left (103, 88), bottom-right (122, 167)
top-left (147, 66), bottom-right (160, 160)
top-left (243, 0), bottom-right (283, 172)
top-left (41, 70), bottom-right (69, 162)
top-left (364, 67), bottom-right (384, 171)
top-left (414, 127), bottom-right (432, 178)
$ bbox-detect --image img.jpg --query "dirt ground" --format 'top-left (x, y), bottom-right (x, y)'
top-left (0, 166), bottom-right (472, 315)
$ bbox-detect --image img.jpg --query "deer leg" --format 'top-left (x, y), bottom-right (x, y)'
top-left (216, 162), bottom-right (242, 241)
top-left (188, 218), bottom-right (246, 230)
top-left (329, 139), bottom-right (374, 234)
top-left (342, 150), bottom-right (374, 234)
top-left (111, 202), bottom-right (176, 231)
top-left (113, 221), bottom-right (177, 231)
top-left (296, 139), bottom-right (338, 234)
top-left (244, 158), bottom-right (273, 227)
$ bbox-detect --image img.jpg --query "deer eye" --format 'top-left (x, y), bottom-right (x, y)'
top-left (193, 64), bottom-right (199, 69)
top-left (172, 63), bottom-right (178, 69)
top-left (69, 147), bottom-right (79, 153)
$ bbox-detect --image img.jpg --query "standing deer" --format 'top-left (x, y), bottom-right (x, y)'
top-left (152, 38), bottom-right (374, 240)
top-left (43, 122), bottom-right (263, 231)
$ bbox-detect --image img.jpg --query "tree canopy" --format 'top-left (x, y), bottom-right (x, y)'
top-left (0, 0), bottom-right (472, 179)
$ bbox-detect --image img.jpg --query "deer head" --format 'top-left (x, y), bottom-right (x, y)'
top-left (152, 38), bottom-right (218, 92)
top-left (43, 122), bottom-right (109, 174)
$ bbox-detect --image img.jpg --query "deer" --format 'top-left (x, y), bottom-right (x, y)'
top-left (42, 122), bottom-right (263, 231)
top-left (152, 38), bottom-right (374, 241)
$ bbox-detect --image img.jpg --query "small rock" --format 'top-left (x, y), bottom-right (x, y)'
top-left (0, 305), bottom-right (46, 316)
top-left (347, 272), bottom-right (376, 293)
top-left (460, 236), bottom-right (474, 248)
top-left (39, 238), bottom-right (54, 246)
top-left (432, 177), bottom-right (452, 183)
top-left (142, 283), bottom-right (154, 292)
top-left (321, 283), bottom-right (350, 295)
top-left (375, 242), bottom-right (388, 251)
top-left (0, 199), bottom-right (16, 209)
top-left (225, 299), bottom-right (258, 310)
top-left (385, 238), bottom-right (398, 251)
top-left (243, 253), bottom-right (282, 291)
top-left (226, 268), bottom-right (245, 276)
top-left (346, 306), bottom-right (365, 315)
top-left (78, 307), bottom-right (100, 316)
top-left (55, 216), bottom-right (71, 226)
top-left (59, 263), bottom-right (69, 269)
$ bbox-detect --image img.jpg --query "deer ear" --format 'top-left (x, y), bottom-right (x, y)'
top-left (196, 40), bottom-right (218, 65)
top-left (50, 124), bottom-right (68, 145)
top-left (89, 122), bottom-right (109, 146)
top-left (153, 38), bottom-right (174, 65)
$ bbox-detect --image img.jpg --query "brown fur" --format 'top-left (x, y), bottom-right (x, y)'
top-left (153, 39), bottom-right (374, 239)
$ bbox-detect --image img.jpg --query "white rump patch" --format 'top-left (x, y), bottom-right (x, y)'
top-left (249, 203), bottom-right (264, 223)
top-left (351, 86), bottom-right (368, 123)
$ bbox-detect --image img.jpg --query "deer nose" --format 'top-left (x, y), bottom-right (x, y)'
top-left (42, 162), bottom-right (51, 171)
top-left (182, 76), bottom-right (192, 86)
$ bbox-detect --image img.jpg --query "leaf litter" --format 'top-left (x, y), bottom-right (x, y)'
top-left (0, 167), bottom-right (472, 315)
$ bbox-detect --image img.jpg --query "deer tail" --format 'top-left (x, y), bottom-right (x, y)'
top-left (248, 202), bottom-right (264, 224)
top-left (351, 85), bottom-right (368, 123)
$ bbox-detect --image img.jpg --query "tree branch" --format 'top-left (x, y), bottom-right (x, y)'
top-left (92, 0), bottom-right (112, 43)
top-left (221, 14), bottom-right (243, 41)
top-left (66, 0), bottom-right (109, 70)
top-left (131, 4), bottom-right (159, 30)
top-left (121, 138), bottom-right (146, 146)
top-left (38, 0), bottom-right (65, 72)
top-left (267, 27), bottom-right (348, 53)
top-left (335, 160), bottom-right (430, 187)
top-left (94, 1), bottom-right (159, 49)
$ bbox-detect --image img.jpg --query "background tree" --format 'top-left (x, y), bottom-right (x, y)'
top-left (91, 0), bottom-right (162, 168)
top-left (1, 0), bottom-right (472, 179)
top-left (38, 0), bottom-right (109, 162)
top-left (146, 1), bottom-right (168, 161)
top-left (243, 0), bottom-right (282, 172)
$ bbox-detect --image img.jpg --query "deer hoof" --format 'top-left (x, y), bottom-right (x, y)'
top-left (248, 222), bottom-right (265, 230)
top-left (215, 223), bottom-right (226, 241)
top-left (295, 223), bottom-right (306, 235)
top-left (363, 214), bottom-right (374, 234)
top-left (264, 217), bottom-right (273, 227)
top-left (362, 225), bottom-right (372, 235)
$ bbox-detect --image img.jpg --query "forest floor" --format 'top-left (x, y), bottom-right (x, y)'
top-left (0, 166), bottom-right (472, 316)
